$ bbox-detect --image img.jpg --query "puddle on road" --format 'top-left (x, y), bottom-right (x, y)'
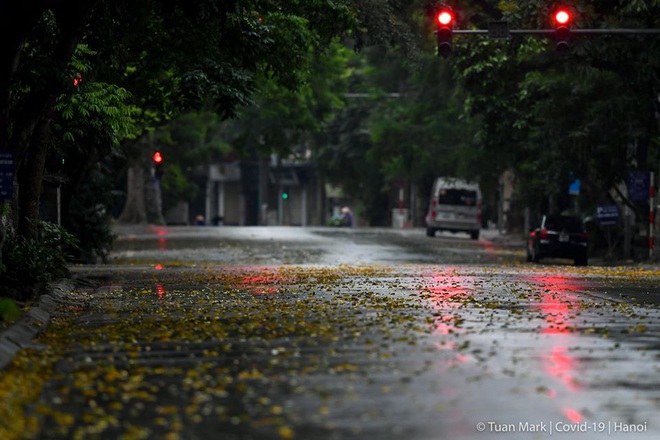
top-left (417, 265), bottom-right (660, 438)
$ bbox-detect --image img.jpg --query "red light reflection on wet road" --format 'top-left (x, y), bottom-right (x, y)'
top-left (149, 226), bottom-right (168, 251)
top-left (234, 268), bottom-right (284, 295)
top-left (564, 407), bottom-right (584, 423)
top-left (422, 269), bottom-right (472, 364)
top-left (481, 240), bottom-right (500, 259)
top-left (542, 346), bottom-right (581, 391)
top-left (241, 275), bottom-right (279, 294)
top-left (527, 274), bottom-right (584, 421)
top-left (537, 283), bottom-right (575, 334)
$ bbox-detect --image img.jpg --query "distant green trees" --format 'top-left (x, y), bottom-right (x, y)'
top-left (310, 47), bottom-right (478, 225)
top-left (0, 0), bottom-right (434, 293)
top-left (1, 0), bottom-right (659, 298)
top-left (0, 0), bottom-right (361, 293)
top-left (450, 0), bottom-right (660, 217)
top-left (312, 0), bottom-right (660, 227)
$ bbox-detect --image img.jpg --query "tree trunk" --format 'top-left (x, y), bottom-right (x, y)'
top-left (4, 1), bottom-right (100, 240)
top-left (145, 173), bottom-right (164, 225)
top-left (59, 144), bottom-right (100, 229)
top-left (117, 132), bottom-right (165, 225)
top-left (117, 165), bottom-right (148, 224)
top-left (17, 113), bottom-right (52, 239)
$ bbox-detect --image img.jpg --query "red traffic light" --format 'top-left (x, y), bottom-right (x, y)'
top-left (554, 9), bottom-right (571, 25)
top-left (435, 8), bottom-right (454, 58)
top-left (552, 8), bottom-right (572, 52)
top-left (437, 10), bottom-right (454, 26)
top-left (152, 151), bottom-right (163, 164)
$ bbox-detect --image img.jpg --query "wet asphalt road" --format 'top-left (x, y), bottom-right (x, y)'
top-left (108, 225), bottom-right (522, 266)
top-left (5, 225), bottom-right (660, 440)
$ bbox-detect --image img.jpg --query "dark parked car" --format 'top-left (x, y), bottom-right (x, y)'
top-left (527, 214), bottom-right (588, 266)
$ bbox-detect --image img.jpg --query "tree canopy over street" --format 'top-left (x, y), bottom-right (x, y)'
top-left (0, 0), bottom-right (659, 296)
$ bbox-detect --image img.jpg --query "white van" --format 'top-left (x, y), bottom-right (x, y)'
top-left (425, 177), bottom-right (482, 240)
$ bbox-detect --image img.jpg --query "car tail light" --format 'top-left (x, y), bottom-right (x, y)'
top-left (581, 230), bottom-right (588, 241)
top-left (539, 227), bottom-right (548, 239)
top-left (477, 201), bottom-right (482, 224)
top-left (432, 199), bottom-right (437, 208)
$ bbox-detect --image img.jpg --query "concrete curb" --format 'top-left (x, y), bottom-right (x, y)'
top-left (0, 279), bottom-right (74, 370)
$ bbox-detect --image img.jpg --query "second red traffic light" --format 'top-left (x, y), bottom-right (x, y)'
top-left (552, 8), bottom-right (572, 52)
top-left (436, 9), bottom-right (454, 58)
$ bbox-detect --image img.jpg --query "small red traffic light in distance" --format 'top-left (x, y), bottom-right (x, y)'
top-left (153, 151), bottom-right (164, 178)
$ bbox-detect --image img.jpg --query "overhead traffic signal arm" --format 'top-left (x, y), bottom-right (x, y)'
top-left (432, 5), bottom-right (660, 57)
top-left (451, 29), bottom-right (660, 35)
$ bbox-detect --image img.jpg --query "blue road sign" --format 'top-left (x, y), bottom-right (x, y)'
top-left (628, 171), bottom-right (650, 202)
top-left (596, 205), bottom-right (620, 226)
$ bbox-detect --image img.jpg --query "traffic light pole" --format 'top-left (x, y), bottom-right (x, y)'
top-left (453, 29), bottom-right (660, 36)
top-left (435, 26), bottom-right (660, 56)
top-left (433, 4), bottom-right (660, 56)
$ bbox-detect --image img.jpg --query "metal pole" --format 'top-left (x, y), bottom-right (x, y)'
top-left (205, 167), bottom-right (212, 225)
top-left (453, 29), bottom-right (660, 36)
top-left (399, 185), bottom-right (405, 229)
top-left (301, 185), bottom-right (307, 227)
top-left (650, 172), bottom-right (655, 259)
top-left (278, 185), bottom-right (283, 225)
top-left (624, 209), bottom-right (631, 260)
top-left (218, 181), bottom-right (225, 225)
top-left (57, 185), bottom-right (61, 226)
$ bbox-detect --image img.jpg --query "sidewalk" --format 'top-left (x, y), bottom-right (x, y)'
top-left (0, 281), bottom-right (75, 370)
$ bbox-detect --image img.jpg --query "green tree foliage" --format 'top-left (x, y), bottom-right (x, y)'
top-left (311, 42), bottom-right (479, 225)
top-left (311, 0), bottom-right (660, 228)
top-left (0, 297), bottom-right (21, 324)
top-left (368, 52), bottom-right (477, 184)
top-left (103, 0), bottom-right (361, 225)
top-left (151, 39), bottom-right (354, 216)
top-left (87, 0), bottom-right (358, 126)
top-left (2, 221), bottom-right (77, 299)
top-left (64, 165), bottom-right (117, 263)
top-left (37, 43), bottom-right (138, 264)
top-left (3, 0), bottom-right (657, 267)
top-left (159, 112), bottom-right (234, 213)
top-left (227, 40), bottom-right (351, 156)
top-left (320, 102), bottom-right (392, 226)
top-left (0, 0), bottom-right (363, 292)
top-left (451, 0), bottom-right (660, 216)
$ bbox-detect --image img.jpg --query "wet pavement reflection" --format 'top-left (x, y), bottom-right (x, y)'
top-left (3, 226), bottom-right (659, 439)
